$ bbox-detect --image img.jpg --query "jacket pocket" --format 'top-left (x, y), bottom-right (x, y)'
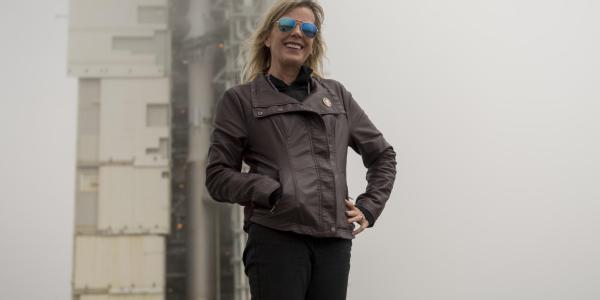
top-left (249, 165), bottom-right (281, 209)
top-left (269, 169), bottom-right (283, 214)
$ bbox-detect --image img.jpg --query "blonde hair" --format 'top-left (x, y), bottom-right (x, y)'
top-left (241, 0), bottom-right (326, 83)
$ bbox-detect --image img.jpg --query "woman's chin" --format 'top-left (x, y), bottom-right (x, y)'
top-left (279, 58), bottom-right (307, 69)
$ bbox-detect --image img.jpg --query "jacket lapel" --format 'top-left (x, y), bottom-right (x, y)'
top-left (250, 74), bottom-right (345, 118)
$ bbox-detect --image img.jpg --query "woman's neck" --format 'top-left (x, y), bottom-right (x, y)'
top-left (267, 64), bottom-right (301, 86)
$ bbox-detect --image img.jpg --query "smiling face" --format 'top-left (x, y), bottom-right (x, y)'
top-left (265, 6), bottom-right (316, 74)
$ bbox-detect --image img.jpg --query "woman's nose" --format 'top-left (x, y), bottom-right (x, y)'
top-left (290, 22), bottom-right (303, 36)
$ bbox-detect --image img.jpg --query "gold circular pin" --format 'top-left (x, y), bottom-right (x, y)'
top-left (322, 97), bottom-right (332, 107)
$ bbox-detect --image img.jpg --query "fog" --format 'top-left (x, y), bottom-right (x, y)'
top-left (0, 1), bottom-right (76, 300)
top-left (321, 1), bottom-right (600, 299)
top-left (2, 0), bottom-right (600, 299)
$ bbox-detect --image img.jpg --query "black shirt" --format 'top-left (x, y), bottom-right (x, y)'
top-left (266, 65), bottom-right (313, 102)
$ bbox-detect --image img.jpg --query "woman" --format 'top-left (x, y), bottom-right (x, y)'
top-left (205, 1), bottom-right (397, 299)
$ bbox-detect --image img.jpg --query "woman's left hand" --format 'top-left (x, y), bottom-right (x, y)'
top-left (345, 198), bottom-right (369, 235)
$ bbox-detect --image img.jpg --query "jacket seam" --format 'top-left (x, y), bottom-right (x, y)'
top-left (324, 117), bottom-right (339, 228)
top-left (271, 116), bottom-right (298, 214)
top-left (305, 120), bottom-right (323, 225)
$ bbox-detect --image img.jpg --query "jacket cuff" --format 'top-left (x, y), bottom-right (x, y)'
top-left (356, 205), bottom-right (375, 228)
top-left (252, 177), bottom-right (281, 209)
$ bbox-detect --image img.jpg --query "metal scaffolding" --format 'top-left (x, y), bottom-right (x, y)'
top-left (178, 1), bottom-right (273, 300)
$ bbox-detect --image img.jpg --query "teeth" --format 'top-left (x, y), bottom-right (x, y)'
top-left (285, 43), bottom-right (302, 49)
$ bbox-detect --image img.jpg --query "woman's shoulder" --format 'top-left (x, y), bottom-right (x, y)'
top-left (227, 81), bottom-right (253, 94)
top-left (313, 77), bottom-right (353, 100)
top-left (222, 81), bottom-right (254, 104)
top-left (314, 76), bottom-right (345, 89)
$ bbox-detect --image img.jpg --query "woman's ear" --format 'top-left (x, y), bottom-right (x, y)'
top-left (265, 38), bottom-right (271, 48)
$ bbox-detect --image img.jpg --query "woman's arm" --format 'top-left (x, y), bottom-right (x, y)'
top-left (204, 89), bottom-right (280, 208)
top-left (342, 84), bottom-right (397, 227)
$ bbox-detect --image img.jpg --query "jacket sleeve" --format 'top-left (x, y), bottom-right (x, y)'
top-left (204, 89), bottom-right (281, 208)
top-left (341, 83), bottom-right (397, 227)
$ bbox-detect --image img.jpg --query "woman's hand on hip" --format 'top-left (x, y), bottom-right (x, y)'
top-left (345, 198), bottom-right (369, 235)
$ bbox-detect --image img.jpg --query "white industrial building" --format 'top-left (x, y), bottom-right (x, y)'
top-left (68, 1), bottom-right (274, 299)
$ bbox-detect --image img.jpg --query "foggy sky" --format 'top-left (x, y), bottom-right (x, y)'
top-left (2, 0), bottom-right (600, 299)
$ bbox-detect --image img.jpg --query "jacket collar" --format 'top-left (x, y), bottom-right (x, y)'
top-left (250, 73), bottom-right (344, 116)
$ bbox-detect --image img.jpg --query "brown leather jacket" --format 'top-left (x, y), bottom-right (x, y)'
top-left (205, 74), bottom-right (397, 239)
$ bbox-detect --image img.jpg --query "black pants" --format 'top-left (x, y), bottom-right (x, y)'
top-left (242, 223), bottom-right (352, 300)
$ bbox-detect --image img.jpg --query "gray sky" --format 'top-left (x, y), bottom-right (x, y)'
top-left (322, 1), bottom-right (600, 299)
top-left (2, 0), bottom-right (600, 299)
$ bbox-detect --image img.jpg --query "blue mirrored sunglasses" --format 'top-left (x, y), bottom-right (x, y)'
top-left (274, 17), bottom-right (318, 38)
